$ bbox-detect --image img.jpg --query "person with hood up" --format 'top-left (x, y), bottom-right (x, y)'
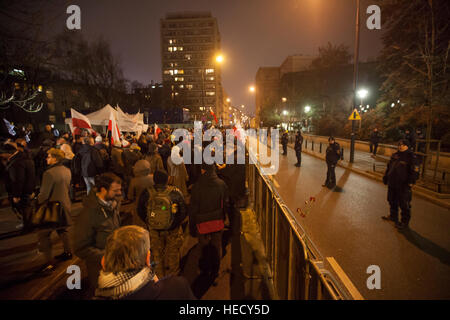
top-left (144, 142), bottom-right (164, 174)
top-left (128, 159), bottom-right (154, 204)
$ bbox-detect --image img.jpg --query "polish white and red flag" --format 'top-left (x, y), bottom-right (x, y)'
top-left (71, 108), bottom-right (96, 135)
top-left (108, 111), bottom-right (121, 146)
top-left (154, 123), bottom-right (162, 140)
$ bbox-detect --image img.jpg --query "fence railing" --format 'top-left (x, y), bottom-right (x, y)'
top-left (246, 147), bottom-right (363, 300)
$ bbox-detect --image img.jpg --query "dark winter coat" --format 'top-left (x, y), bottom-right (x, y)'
top-left (326, 142), bottom-right (341, 165)
top-left (383, 150), bottom-right (419, 188)
top-left (73, 190), bottom-right (121, 265)
top-left (189, 168), bottom-right (229, 229)
top-left (122, 276), bottom-right (195, 300)
top-left (5, 151), bottom-right (36, 198)
top-left (78, 144), bottom-right (103, 178)
top-left (370, 131), bottom-right (381, 144)
top-left (294, 133), bottom-right (303, 152)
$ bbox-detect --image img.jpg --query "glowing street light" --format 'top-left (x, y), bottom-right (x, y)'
top-left (282, 110), bottom-right (288, 116)
top-left (215, 54), bottom-right (224, 64)
top-left (249, 86), bottom-right (255, 93)
top-left (282, 97), bottom-right (287, 102)
top-left (304, 105), bottom-right (311, 113)
top-left (357, 88), bottom-right (369, 107)
top-left (226, 98), bottom-right (231, 103)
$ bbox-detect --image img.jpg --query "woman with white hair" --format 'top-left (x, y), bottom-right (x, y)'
top-left (95, 225), bottom-right (195, 300)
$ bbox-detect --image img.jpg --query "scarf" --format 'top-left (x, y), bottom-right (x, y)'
top-left (95, 267), bottom-right (154, 299)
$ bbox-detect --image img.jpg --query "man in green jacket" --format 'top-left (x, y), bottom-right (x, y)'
top-left (73, 172), bottom-right (122, 294)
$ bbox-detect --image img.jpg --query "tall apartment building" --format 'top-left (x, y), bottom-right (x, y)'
top-left (160, 12), bottom-right (223, 122)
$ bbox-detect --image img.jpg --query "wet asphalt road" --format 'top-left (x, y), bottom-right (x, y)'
top-left (268, 145), bottom-right (450, 299)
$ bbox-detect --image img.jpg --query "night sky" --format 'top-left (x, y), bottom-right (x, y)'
top-left (48, 0), bottom-right (383, 115)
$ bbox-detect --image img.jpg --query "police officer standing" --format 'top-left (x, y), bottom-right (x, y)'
top-left (294, 131), bottom-right (303, 167)
top-left (322, 137), bottom-right (340, 189)
top-left (281, 131), bottom-right (288, 156)
top-left (382, 140), bottom-right (419, 230)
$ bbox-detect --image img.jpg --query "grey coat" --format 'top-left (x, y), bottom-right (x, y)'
top-left (37, 163), bottom-right (72, 225)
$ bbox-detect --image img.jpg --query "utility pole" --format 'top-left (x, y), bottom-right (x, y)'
top-left (350, 0), bottom-right (360, 163)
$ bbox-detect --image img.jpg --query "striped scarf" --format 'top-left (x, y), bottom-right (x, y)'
top-left (95, 267), bottom-right (154, 300)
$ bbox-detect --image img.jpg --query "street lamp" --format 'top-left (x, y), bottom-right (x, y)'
top-left (304, 105), bottom-right (311, 113)
top-left (282, 97), bottom-right (287, 102)
top-left (226, 97), bottom-right (231, 103)
top-left (357, 88), bottom-right (368, 107)
top-left (249, 86), bottom-right (255, 93)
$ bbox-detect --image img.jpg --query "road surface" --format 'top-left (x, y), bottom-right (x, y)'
top-left (268, 144), bottom-right (450, 299)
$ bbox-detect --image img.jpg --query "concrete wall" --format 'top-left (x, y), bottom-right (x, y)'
top-left (302, 133), bottom-right (450, 170)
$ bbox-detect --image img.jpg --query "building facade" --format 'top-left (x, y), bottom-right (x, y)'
top-left (160, 12), bottom-right (223, 122)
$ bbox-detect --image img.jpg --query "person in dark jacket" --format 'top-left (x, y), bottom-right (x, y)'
top-left (404, 129), bottom-right (417, 152)
top-left (158, 139), bottom-right (172, 171)
top-left (323, 137), bottom-right (341, 189)
top-left (145, 143), bottom-right (165, 174)
top-left (36, 148), bottom-right (73, 273)
top-left (73, 173), bottom-right (122, 292)
top-left (1, 141), bottom-right (35, 230)
top-left (137, 170), bottom-right (187, 278)
top-left (40, 124), bottom-right (55, 143)
top-left (78, 137), bottom-right (103, 195)
top-left (294, 131), bottom-right (303, 167)
top-left (281, 131), bottom-right (289, 155)
top-left (34, 139), bottom-right (54, 182)
top-left (95, 225), bottom-right (195, 300)
top-left (382, 140), bottom-right (419, 229)
top-left (189, 163), bottom-right (229, 278)
top-left (369, 128), bottom-right (381, 156)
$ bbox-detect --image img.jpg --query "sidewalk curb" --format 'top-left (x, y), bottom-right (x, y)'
top-left (292, 145), bottom-right (450, 210)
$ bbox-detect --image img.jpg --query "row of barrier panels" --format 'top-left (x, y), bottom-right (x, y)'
top-left (245, 137), bottom-right (363, 300)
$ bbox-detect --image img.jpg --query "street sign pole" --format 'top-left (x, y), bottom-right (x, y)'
top-left (350, 120), bottom-right (356, 163)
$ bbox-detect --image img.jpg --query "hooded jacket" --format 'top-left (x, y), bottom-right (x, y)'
top-left (78, 144), bottom-right (103, 177)
top-left (73, 190), bottom-right (121, 265)
top-left (127, 159), bottom-right (154, 202)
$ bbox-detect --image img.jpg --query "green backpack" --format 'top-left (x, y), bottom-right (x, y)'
top-left (146, 186), bottom-right (175, 230)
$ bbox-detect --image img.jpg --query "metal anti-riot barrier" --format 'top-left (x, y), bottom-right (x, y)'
top-left (246, 150), bottom-right (359, 300)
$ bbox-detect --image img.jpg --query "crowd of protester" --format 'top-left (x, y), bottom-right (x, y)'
top-left (0, 124), bottom-right (247, 300)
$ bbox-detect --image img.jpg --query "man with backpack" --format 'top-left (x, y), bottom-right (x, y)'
top-left (137, 170), bottom-right (187, 278)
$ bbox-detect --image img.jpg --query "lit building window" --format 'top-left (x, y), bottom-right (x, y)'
top-left (175, 92), bottom-right (179, 96)
top-left (185, 54), bottom-right (191, 60)
top-left (178, 47), bottom-right (183, 51)
top-left (179, 85), bottom-right (184, 88)
top-left (206, 91), bottom-right (215, 96)
top-left (174, 77), bottom-right (184, 82)
top-left (168, 47), bottom-right (173, 52)
top-left (205, 69), bottom-right (214, 74)
top-left (38, 85), bottom-right (43, 92)
top-left (208, 77), bottom-right (215, 81)
top-left (169, 39), bottom-right (173, 44)
top-left (164, 70), bottom-right (171, 75)
top-left (173, 47), bottom-right (177, 51)
top-left (186, 84), bottom-right (193, 90)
